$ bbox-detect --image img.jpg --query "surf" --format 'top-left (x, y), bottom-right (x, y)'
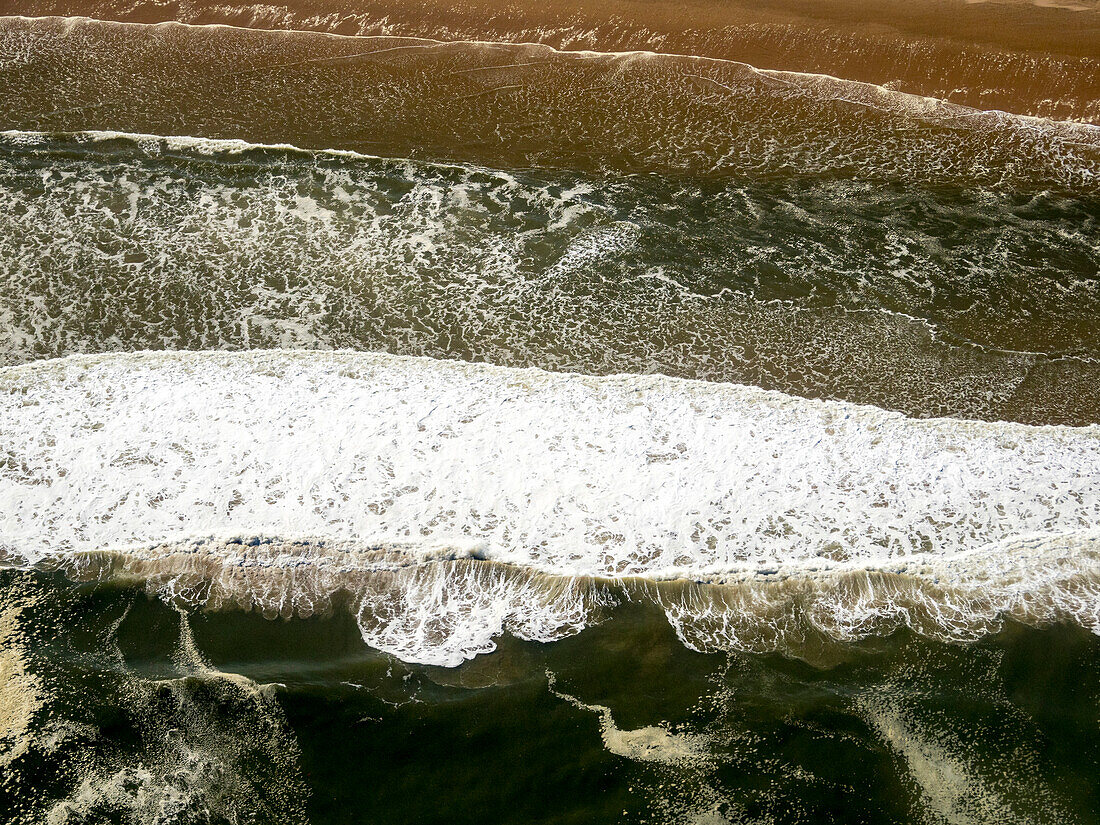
top-left (2, 129), bottom-right (1099, 424)
top-left (2, 350), bottom-right (1097, 663)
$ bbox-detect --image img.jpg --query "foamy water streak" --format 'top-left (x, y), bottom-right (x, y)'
top-left (2, 351), bottom-right (1098, 662)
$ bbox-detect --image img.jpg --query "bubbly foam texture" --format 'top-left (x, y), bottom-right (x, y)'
top-left (658, 533), bottom-right (1100, 662)
top-left (3, 350), bottom-right (1097, 662)
top-left (0, 570), bottom-right (309, 825)
top-left (865, 706), bottom-right (1016, 824)
top-left (857, 647), bottom-right (1083, 824)
top-left (62, 538), bottom-right (617, 666)
top-left (40, 611), bottom-right (307, 825)
top-left (0, 585), bottom-right (44, 771)
top-left (5, 350), bottom-right (1097, 569)
top-left (1, 130), bottom-right (1098, 423)
top-left (547, 670), bottom-right (712, 765)
top-left (60, 533), bottom-right (1100, 664)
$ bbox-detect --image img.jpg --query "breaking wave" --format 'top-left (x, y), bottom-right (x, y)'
top-left (2, 129), bottom-right (1099, 424)
top-left (1, 350), bottom-right (1097, 664)
top-left (48, 532), bottom-right (1100, 667)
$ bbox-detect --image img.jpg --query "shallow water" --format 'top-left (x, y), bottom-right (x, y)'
top-left (4, 0), bottom-right (1099, 120)
top-left (1, 19), bottom-right (1097, 189)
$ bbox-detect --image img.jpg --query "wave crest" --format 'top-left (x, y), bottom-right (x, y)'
top-left (51, 531), bottom-right (1100, 665)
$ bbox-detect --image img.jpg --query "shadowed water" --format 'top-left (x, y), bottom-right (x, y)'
top-left (1, 569), bottom-right (1098, 824)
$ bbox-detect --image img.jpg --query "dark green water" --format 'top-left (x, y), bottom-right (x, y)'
top-left (2, 569), bottom-right (1098, 825)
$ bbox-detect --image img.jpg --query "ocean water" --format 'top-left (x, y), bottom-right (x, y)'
top-left (1, 19), bottom-right (1098, 190)
top-left (0, 8), bottom-right (1098, 825)
top-left (2, 569), bottom-right (1099, 823)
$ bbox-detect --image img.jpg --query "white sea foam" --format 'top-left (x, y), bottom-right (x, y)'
top-left (547, 670), bottom-right (712, 765)
top-left (0, 128), bottom-right (389, 164)
top-left (2, 350), bottom-right (1098, 662)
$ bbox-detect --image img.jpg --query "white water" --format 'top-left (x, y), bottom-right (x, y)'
top-left (3, 349), bottom-right (1097, 570)
top-left (2, 350), bottom-right (1098, 663)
